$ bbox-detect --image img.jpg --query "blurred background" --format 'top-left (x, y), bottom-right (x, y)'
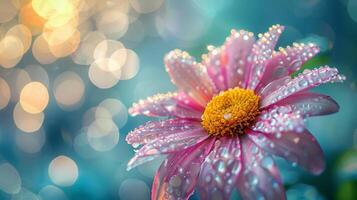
top-left (0, 0), bottom-right (356, 199)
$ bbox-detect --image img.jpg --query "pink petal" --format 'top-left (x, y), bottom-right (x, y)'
top-left (129, 92), bottom-right (203, 119)
top-left (236, 136), bottom-right (285, 200)
top-left (197, 137), bottom-right (242, 199)
top-left (261, 66), bottom-right (346, 108)
top-left (246, 25), bottom-right (284, 90)
top-left (258, 76), bottom-right (292, 99)
top-left (127, 126), bottom-right (209, 170)
top-left (164, 49), bottom-right (217, 106)
top-left (248, 129), bottom-right (325, 175)
top-left (275, 92), bottom-right (339, 117)
top-left (151, 138), bottom-right (215, 200)
top-left (202, 46), bottom-right (227, 90)
top-left (252, 106), bottom-right (305, 134)
top-left (221, 29), bottom-right (255, 89)
top-left (126, 118), bottom-right (202, 146)
top-left (256, 43), bottom-right (320, 92)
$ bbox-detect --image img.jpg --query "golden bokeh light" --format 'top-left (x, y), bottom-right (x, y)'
top-left (129, 0), bottom-right (164, 14)
top-left (119, 49), bottom-right (140, 80)
top-left (0, 0), bottom-right (18, 23)
top-left (4, 68), bottom-right (31, 102)
top-left (32, 34), bottom-right (57, 64)
top-left (89, 58), bottom-right (121, 89)
top-left (0, 35), bottom-right (24, 68)
top-left (19, 2), bottom-right (45, 36)
top-left (13, 102), bottom-right (44, 133)
top-left (95, 9), bottom-right (129, 40)
top-left (72, 31), bottom-right (106, 65)
top-left (20, 81), bottom-right (49, 114)
top-left (0, 77), bottom-right (11, 110)
top-left (7, 24), bottom-right (32, 52)
top-left (53, 71), bottom-right (85, 110)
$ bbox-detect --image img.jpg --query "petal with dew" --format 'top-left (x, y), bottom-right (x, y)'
top-left (222, 29), bottom-right (255, 89)
top-left (275, 92), bottom-right (339, 117)
top-left (256, 43), bottom-right (320, 92)
top-left (236, 136), bottom-right (285, 200)
top-left (126, 118), bottom-right (202, 146)
top-left (201, 46), bottom-right (226, 91)
top-left (129, 92), bottom-right (203, 119)
top-left (198, 137), bottom-right (242, 200)
top-left (252, 106), bottom-right (305, 134)
top-left (261, 66), bottom-right (346, 108)
top-left (127, 127), bottom-right (208, 170)
top-left (246, 25), bottom-right (284, 90)
top-left (151, 138), bottom-right (215, 200)
top-left (164, 49), bottom-right (217, 106)
top-left (248, 129), bottom-right (325, 175)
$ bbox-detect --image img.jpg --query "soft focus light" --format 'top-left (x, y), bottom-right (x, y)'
top-left (0, 35), bottom-right (24, 68)
top-left (119, 49), bottom-right (140, 80)
top-left (86, 118), bottom-right (120, 152)
top-left (93, 39), bottom-right (125, 61)
top-left (0, 162), bottom-right (21, 194)
top-left (53, 71), bottom-right (85, 111)
top-left (13, 103), bottom-right (44, 133)
top-left (7, 24), bottom-right (32, 53)
top-left (0, 77), bottom-right (11, 110)
top-left (11, 188), bottom-right (40, 200)
top-left (20, 82), bottom-right (49, 114)
top-left (72, 31), bottom-right (106, 65)
top-left (0, 0), bottom-right (18, 23)
top-left (286, 184), bottom-right (325, 200)
top-left (118, 179), bottom-right (150, 200)
top-left (156, 0), bottom-right (210, 47)
top-left (32, 34), bottom-right (57, 64)
top-left (95, 9), bottom-right (129, 39)
top-left (336, 151), bottom-right (357, 181)
top-left (98, 98), bottom-right (128, 128)
top-left (15, 129), bottom-right (46, 154)
top-left (129, 0), bottom-right (164, 14)
top-left (88, 58), bottom-right (121, 89)
top-left (73, 129), bottom-right (99, 159)
top-left (4, 68), bottom-right (31, 102)
top-left (19, 3), bottom-right (45, 36)
top-left (38, 185), bottom-right (68, 200)
top-left (24, 64), bottom-right (50, 87)
top-left (48, 155), bottom-right (79, 187)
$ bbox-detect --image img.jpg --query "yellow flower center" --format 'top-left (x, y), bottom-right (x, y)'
top-left (201, 88), bottom-right (260, 136)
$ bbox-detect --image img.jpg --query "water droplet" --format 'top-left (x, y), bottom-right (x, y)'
top-left (223, 113), bottom-right (232, 120)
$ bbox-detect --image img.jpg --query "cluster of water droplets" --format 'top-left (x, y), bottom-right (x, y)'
top-left (129, 92), bottom-right (202, 118)
top-left (164, 49), bottom-right (217, 106)
top-left (247, 25), bottom-right (284, 90)
top-left (262, 66), bottom-right (346, 107)
top-left (238, 139), bottom-right (283, 199)
top-left (126, 119), bottom-right (207, 170)
top-left (198, 139), bottom-right (242, 199)
top-left (252, 105), bottom-right (305, 135)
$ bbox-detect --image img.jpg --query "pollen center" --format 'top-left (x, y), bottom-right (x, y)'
top-left (201, 88), bottom-right (260, 137)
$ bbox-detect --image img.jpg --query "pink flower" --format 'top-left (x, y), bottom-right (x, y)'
top-left (126, 25), bottom-right (345, 200)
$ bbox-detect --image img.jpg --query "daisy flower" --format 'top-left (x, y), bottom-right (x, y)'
top-left (126, 25), bottom-right (345, 200)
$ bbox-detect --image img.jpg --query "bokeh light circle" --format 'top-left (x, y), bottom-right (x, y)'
top-left (48, 155), bottom-right (79, 187)
top-left (118, 179), bottom-right (150, 200)
top-left (53, 71), bottom-right (85, 111)
top-left (38, 185), bottom-right (68, 200)
top-left (0, 77), bottom-right (11, 110)
top-left (20, 82), bottom-right (49, 114)
top-left (13, 103), bottom-right (44, 133)
top-left (0, 163), bottom-right (21, 194)
top-left (15, 129), bottom-right (46, 154)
